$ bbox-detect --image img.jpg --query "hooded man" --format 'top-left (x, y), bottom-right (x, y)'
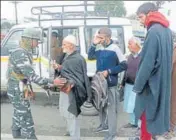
top-left (133, 2), bottom-right (173, 140)
top-left (123, 37), bottom-right (142, 130)
top-left (7, 28), bottom-right (66, 139)
top-left (54, 35), bottom-right (92, 140)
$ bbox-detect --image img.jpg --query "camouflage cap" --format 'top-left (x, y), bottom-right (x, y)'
top-left (22, 28), bottom-right (42, 40)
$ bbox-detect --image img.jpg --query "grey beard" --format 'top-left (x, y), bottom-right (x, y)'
top-left (66, 52), bottom-right (72, 55)
top-left (65, 50), bottom-right (75, 55)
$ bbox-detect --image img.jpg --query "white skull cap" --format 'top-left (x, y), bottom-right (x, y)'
top-left (129, 36), bottom-right (142, 48)
top-left (63, 35), bottom-right (77, 46)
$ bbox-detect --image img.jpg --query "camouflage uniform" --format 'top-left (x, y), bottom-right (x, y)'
top-left (7, 28), bottom-right (53, 139)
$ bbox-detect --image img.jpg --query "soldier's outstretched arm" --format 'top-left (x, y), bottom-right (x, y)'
top-left (12, 51), bottom-right (53, 86)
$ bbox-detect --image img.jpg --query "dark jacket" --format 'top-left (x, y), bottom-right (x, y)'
top-left (60, 51), bottom-right (92, 117)
top-left (125, 54), bottom-right (141, 85)
top-left (88, 40), bottom-right (127, 87)
top-left (133, 11), bottom-right (173, 135)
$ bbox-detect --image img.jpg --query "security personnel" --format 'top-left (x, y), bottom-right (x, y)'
top-left (6, 28), bottom-right (66, 139)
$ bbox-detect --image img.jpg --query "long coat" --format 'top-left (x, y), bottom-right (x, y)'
top-left (60, 51), bottom-right (92, 117)
top-left (133, 23), bottom-right (173, 135)
top-left (171, 46), bottom-right (176, 129)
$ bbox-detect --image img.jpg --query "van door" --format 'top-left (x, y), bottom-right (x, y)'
top-left (40, 26), bottom-right (52, 79)
top-left (40, 26), bottom-right (60, 79)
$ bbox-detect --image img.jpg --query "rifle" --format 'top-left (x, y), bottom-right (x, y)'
top-left (23, 80), bottom-right (35, 100)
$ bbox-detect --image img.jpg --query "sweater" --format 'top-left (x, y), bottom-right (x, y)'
top-left (125, 54), bottom-right (141, 84)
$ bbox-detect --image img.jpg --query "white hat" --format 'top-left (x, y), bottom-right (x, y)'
top-left (63, 35), bottom-right (77, 46)
top-left (129, 37), bottom-right (142, 48)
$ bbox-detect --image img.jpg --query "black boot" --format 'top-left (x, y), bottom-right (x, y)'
top-left (27, 135), bottom-right (38, 140)
top-left (12, 130), bottom-right (21, 139)
top-left (21, 135), bottom-right (38, 140)
top-left (64, 131), bottom-right (70, 136)
top-left (21, 134), bottom-right (38, 140)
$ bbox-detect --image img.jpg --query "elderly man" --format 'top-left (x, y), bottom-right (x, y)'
top-left (88, 27), bottom-right (127, 140)
top-left (133, 2), bottom-right (173, 140)
top-left (123, 37), bottom-right (142, 130)
top-left (54, 35), bottom-right (92, 140)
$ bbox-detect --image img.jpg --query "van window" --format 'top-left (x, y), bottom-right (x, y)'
top-left (43, 28), bottom-right (80, 60)
top-left (85, 27), bottom-right (125, 54)
top-left (62, 28), bottom-right (80, 47)
top-left (1, 30), bottom-right (23, 56)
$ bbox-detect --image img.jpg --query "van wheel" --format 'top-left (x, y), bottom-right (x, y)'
top-left (81, 101), bottom-right (99, 116)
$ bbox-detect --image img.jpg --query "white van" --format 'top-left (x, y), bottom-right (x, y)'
top-left (1, 4), bottom-right (133, 115)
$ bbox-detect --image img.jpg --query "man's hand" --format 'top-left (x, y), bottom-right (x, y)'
top-left (93, 36), bottom-right (101, 45)
top-left (102, 70), bottom-right (108, 78)
top-left (52, 60), bottom-right (62, 70)
top-left (60, 82), bottom-right (74, 94)
top-left (54, 78), bottom-right (67, 88)
top-left (57, 64), bottom-right (62, 70)
top-left (52, 60), bottom-right (58, 69)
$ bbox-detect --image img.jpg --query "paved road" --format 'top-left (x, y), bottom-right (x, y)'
top-left (1, 92), bottom-right (139, 138)
top-left (1, 134), bottom-right (134, 140)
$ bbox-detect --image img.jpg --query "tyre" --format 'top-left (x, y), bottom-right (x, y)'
top-left (80, 101), bottom-right (99, 116)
